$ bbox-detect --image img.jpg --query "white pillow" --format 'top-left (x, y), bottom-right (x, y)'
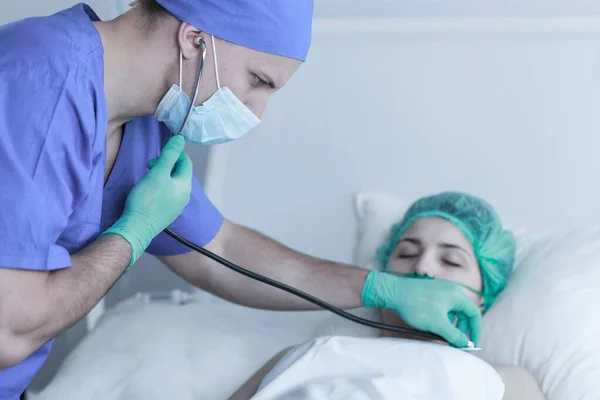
top-left (352, 191), bottom-right (600, 400)
top-left (352, 192), bottom-right (407, 271)
top-left (480, 228), bottom-right (600, 400)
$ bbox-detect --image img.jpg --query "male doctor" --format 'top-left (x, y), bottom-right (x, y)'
top-left (0, 1), bottom-right (481, 397)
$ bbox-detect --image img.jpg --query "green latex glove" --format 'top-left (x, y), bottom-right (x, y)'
top-left (362, 270), bottom-right (482, 348)
top-left (102, 135), bottom-right (193, 268)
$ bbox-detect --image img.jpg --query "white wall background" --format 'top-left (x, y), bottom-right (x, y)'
top-left (315, 0), bottom-right (600, 18)
top-left (206, 19), bottom-right (600, 270)
top-left (2, 0), bottom-right (600, 393)
top-left (4, 0), bottom-right (600, 25)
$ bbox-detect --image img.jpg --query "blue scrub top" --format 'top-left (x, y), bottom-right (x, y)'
top-left (0, 4), bottom-right (223, 398)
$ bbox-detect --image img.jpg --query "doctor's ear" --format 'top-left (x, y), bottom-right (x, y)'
top-left (177, 22), bottom-right (206, 59)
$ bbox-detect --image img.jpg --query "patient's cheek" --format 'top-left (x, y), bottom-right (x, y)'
top-left (464, 290), bottom-right (479, 303)
top-left (460, 288), bottom-right (482, 307)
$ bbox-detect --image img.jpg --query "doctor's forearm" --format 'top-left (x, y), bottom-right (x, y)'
top-left (0, 235), bottom-right (130, 369)
top-left (200, 221), bottom-right (369, 310)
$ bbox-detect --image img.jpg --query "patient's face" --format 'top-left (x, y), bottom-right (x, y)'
top-left (381, 217), bottom-right (483, 339)
top-left (385, 217), bottom-right (483, 303)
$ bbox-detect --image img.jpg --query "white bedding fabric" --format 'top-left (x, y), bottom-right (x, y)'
top-left (253, 336), bottom-right (505, 400)
top-left (32, 299), bottom-right (335, 400)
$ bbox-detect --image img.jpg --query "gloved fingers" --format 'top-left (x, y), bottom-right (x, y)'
top-left (456, 315), bottom-right (469, 336)
top-left (147, 153), bottom-right (192, 178)
top-left (449, 296), bottom-right (482, 345)
top-left (430, 318), bottom-right (470, 349)
top-left (147, 158), bottom-right (159, 169)
top-left (171, 151), bottom-right (193, 179)
top-left (154, 135), bottom-right (186, 173)
top-left (448, 311), bottom-right (469, 337)
top-left (467, 313), bottom-right (481, 345)
top-left (447, 312), bottom-right (457, 325)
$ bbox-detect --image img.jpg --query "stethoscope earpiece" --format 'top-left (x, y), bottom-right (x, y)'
top-left (177, 36), bottom-right (207, 134)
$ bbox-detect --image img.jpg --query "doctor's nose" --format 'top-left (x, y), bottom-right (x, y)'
top-left (246, 92), bottom-right (271, 120)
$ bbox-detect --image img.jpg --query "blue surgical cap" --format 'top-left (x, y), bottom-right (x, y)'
top-left (155, 0), bottom-right (314, 61)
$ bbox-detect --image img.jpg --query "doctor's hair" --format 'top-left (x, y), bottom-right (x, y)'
top-left (135, 0), bottom-right (169, 31)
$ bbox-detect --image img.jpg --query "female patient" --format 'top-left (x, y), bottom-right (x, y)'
top-left (230, 192), bottom-right (546, 400)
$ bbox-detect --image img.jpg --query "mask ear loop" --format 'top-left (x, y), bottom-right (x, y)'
top-left (179, 51), bottom-right (183, 89)
top-left (211, 35), bottom-right (221, 89)
top-left (177, 36), bottom-right (207, 135)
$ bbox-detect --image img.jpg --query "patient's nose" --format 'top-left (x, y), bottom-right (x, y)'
top-left (413, 253), bottom-right (436, 278)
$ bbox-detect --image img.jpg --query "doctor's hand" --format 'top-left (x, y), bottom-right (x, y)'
top-left (361, 271), bottom-right (481, 348)
top-left (103, 135), bottom-right (193, 267)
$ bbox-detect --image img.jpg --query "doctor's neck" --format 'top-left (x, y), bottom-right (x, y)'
top-left (93, 10), bottom-right (185, 138)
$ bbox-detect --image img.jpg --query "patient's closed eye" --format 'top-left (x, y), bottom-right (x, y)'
top-left (442, 253), bottom-right (465, 267)
top-left (443, 258), bottom-right (462, 267)
top-left (396, 242), bottom-right (420, 258)
top-left (398, 253), bottom-right (418, 259)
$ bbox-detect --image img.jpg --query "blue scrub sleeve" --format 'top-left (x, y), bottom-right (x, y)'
top-left (145, 171), bottom-right (224, 256)
top-left (0, 66), bottom-right (93, 271)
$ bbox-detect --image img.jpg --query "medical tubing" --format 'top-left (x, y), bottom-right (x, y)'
top-left (162, 228), bottom-right (448, 343)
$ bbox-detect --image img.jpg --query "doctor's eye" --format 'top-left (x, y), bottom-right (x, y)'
top-left (251, 73), bottom-right (271, 88)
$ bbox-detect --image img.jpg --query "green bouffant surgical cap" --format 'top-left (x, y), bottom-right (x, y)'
top-left (376, 191), bottom-right (516, 312)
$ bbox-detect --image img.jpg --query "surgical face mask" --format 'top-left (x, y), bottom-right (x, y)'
top-left (155, 35), bottom-right (260, 145)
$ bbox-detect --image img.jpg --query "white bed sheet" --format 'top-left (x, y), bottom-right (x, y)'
top-left (253, 336), bottom-right (504, 400)
top-left (32, 298), bottom-right (340, 400)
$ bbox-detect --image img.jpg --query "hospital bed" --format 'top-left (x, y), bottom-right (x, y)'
top-left (28, 17), bottom-right (600, 400)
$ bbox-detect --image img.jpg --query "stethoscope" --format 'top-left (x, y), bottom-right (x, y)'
top-left (161, 37), bottom-right (477, 349)
top-left (175, 36), bottom-right (207, 137)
